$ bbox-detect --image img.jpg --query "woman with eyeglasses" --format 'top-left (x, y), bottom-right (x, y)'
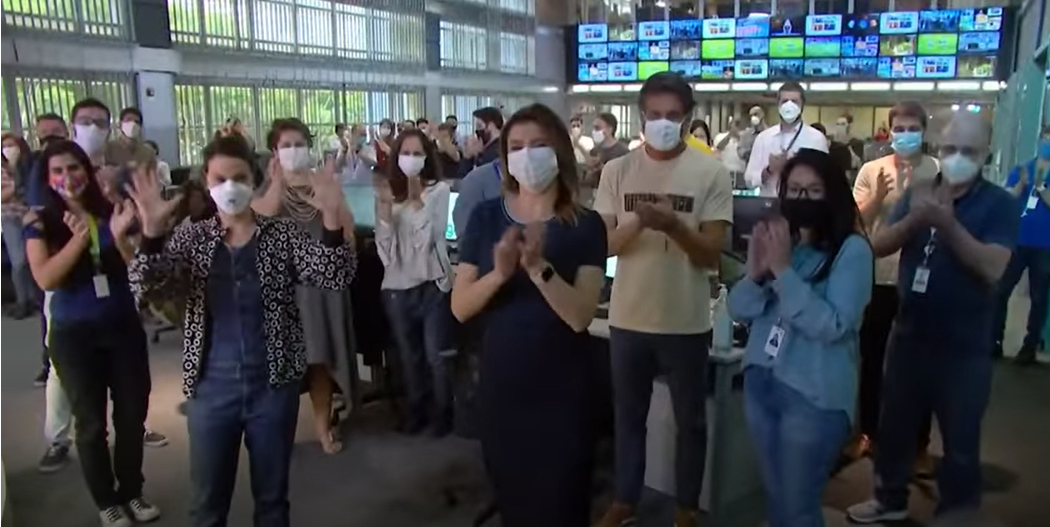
top-left (451, 103), bottom-right (607, 527)
top-left (373, 128), bottom-right (455, 435)
top-left (23, 140), bottom-right (159, 527)
top-left (728, 149), bottom-right (873, 527)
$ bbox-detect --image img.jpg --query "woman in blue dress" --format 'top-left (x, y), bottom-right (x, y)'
top-left (451, 103), bottom-right (608, 527)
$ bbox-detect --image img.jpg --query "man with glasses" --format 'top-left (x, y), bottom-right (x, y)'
top-left (848, 111), bottom-right (1017, 523)
top-left (993, 125), bottom-right (1050, 365)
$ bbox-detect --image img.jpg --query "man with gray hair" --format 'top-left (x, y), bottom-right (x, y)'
top-left (736, 105), bottom-right (766, 163)
top-left (847, 112), bottom-right (1017, 523)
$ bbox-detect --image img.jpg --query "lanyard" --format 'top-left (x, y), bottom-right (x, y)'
top-left (780, 124), bottom-right (804, 153)
top-left (85, 215), bottom-right (102, 269)
top-left (493, 159), bottom-right (502, 180)
top-left (921, 228), bottom-right (936, 267)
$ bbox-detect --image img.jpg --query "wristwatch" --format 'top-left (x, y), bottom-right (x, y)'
top-left (534, 263), bottom-right (555, 283)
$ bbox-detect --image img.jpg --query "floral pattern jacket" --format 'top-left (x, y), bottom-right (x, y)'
top-left (128, 215), bottom-right (356, 397)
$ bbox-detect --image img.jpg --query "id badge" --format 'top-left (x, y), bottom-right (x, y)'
top-left (93, 274), bottom-right (110, 298)
top-left (1027, 195), bottom-right (1039, 210)
top-left (911, 267), bottom-right (930, 294)
top-left (764, 325), bottom-right (786, 358)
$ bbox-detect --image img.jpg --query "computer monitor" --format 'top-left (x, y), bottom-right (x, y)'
top-left (446, 192), bottom-right (459, 241)
top-left (730, 195), bottom-right (779, 255)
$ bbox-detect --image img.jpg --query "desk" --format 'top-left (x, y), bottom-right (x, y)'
top-left (587, 318), bottom-right (764, 526)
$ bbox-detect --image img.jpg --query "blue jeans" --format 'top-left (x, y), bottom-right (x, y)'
top-left (609, 327), bottom-right (709, 509)
top-left (743, 367), bottom-right (849, 527)
top-left (874, 327), bottom-right (993, 514)
top-left (993, 245), bottom-right (1050, 349)
top-left (187, 366), bottom-right (300, 527)
top-left (2, 215), bottom-right (37, 305)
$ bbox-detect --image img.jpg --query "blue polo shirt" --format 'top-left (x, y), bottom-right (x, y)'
top-left (890, 178), bottom-right (1018, 351)
top-left (1004, 159), bottom-right (1050, 250)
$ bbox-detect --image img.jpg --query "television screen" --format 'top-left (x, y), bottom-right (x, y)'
top-left (845, 14), bottom-right (880, 35)
top-left (958, 31), bottom-right (1000, 53)
top-left (670, 19), bottom-right (702, 40)
top-left (805, 58), bottom-right (841, 77)
top-left (578, 43), bottom-right (609, 61)
top-left (737, 38), bottom-right (770, 57)
top-left (579, 24), bottom-right (608, 43)
top-left (842, 57), bottom-right (879, 77)
top-left (578, 62), bottom-right (609, 82)
top-left (841, 35), bottom-right (880, 57)
top-left (701, 60), bottom-right (736, 80)
top-left (609, 22), bottom-right (636, 41)
top-left (670, 60), bottom-right (703, 77)
top-left (737, 16), bottom-right (771, 38)
top-left (771, 16), bottom-right (805, 36)
top-left (702, 39), bottom-right (736, 59)
top-left (769, 37), bottom-right (804, 58)
top-left (769, 59), bottom-right (805, 78)
top-left (807, 14), bottom-right (843, 36)
top-left (960, 7), bottom-right (1003, 32)
top-left (639, 40), bottom-right (671, 61)
top-left (877, 56), bottom-right (917, 78)
top-left (735, 59), bottom-right (769, 80)
top-left (880, 12), bottom-right (919, 34)
top-left (879, 35), bottom-right (916, 56)
top-left (916, 56), bottom-right (957, 78)
top-left (957, 54), bottom-right (997, 78)
top-left (638, 61), bottom-right (670, 79)
top-left (703, 18), bottom-right (736, 39)
top-left (917, 33), bottom-right (959, 56)
top-left (609, 62), bottom-right (639, 81)
top-left (607, 42), bottom-right (638, 61)
top-left (670, 40), bottom-right (701, 60)
top-left (638, 21), bottom-right (671, 41)
top-left (805, 37), bottom-right (841, 57)
top-left (919, 9), bottom-right (960, 32)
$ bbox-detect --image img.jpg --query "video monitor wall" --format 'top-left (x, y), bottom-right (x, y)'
top-left (572, 7), bottom-right (1010, 83)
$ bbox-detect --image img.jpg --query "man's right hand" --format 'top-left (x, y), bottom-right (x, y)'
top-left (767, 152), bottom-right (787, 179)
top-left (873, 167), bottom-right (892, 201)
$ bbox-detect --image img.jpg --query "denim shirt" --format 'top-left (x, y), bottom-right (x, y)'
top-left (727, 234), bottom-right (873, 419)
top-left (204, 236), bottom-right (268, 386)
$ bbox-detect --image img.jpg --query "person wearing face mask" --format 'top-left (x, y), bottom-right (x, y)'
top-left (105, 107), bottom-right (154, 169)
top-left (847, 112), bottom-right (1017, 524)
top-left (849, 102), bottom-right (940, 461)
top-left (737, 105), bottom-right (767, 164)
top-left (2, 133), bottom-right (38, 319)
top-left (993, 125), bottom-right (1050, 365)
top-left (729, 149), bottom-right (873, 527)
top-left (714, 118), bottom-right (747, 180)
top-left (434, 122), bottom-right (463, 180)
top-left (127, 135), bottom-right (355, 527)
top-left (458, 107), bottom-right (503, 177)
top-left (254, 118), bottom-right (357, 455)
top-left (333, 123), bottom-right (372, 186)
top-left (569, 115), bottom-right (591, 164)
top-left (373, 128), bottom-right (455, 435)
top-left (744, 83), bottom-right (829, 197)
top-left (834, 114), bottom-right (866, 161)
top-left (367, 118), bottom-right (395, 173)
top-left (451, 103), bottom-right (607, 527)
top-left (593, 72), bottom-right (732, 527)
top-left (69, 98), bottom-right (114, 169)
top-left (583, 113), bottom-right (630, 196)
top-left (685, 118), bottom-right (714, 155)
top-left (23, 140), bottom-right (160, 527)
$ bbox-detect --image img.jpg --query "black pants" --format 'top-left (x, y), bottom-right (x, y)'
top-left (48, 316), bottom-right (151, 509)
top-left (858, 285), bottom-right (931, 446)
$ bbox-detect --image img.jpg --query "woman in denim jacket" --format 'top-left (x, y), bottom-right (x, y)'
top-left (728, 149), bottom-right (873, 527)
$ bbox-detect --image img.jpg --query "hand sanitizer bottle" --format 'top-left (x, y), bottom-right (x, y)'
top-left (712, 284), bottom-right (733, 356)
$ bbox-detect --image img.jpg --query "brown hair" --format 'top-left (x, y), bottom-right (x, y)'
top-left (499, 104), bottom-right (581, 222)
top-left (888, 101), bottom-right (928, 130)
top-left (266, 117), bottom-right (314, 151)
top-left (385, 128), bottom-right (443, 203)
top-left (1, 132), bottom-right (32, 163)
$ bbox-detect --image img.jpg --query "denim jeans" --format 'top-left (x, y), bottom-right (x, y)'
top-left (874, 327), bottom-right (993, 514)
top-left (382, 281), bottom-right (454, 429)
top-left (993, 245), bottom-right (1050, 349)
top-left (187, 367), bottom-right (300, 527)
top-left (743, 367), bottom-right (850, 527)
top-left (609, 327), bottom-right (710, 509)
top-left (2, 215), bottom-right (37, 305)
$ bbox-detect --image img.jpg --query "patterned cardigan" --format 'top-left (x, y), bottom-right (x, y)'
top-left (128, 215), bottom-right (356, 397)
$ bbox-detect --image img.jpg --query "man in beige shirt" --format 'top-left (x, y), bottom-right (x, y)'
top-left (592, 72), bottom-right (733, 527)
top-left (105, 106), bottom-right (155, 169)
top-left (850, 101), bottom-right (939, 466)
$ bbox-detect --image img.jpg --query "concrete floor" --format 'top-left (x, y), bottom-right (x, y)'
top-left (2, 293), bottom-right (1049, 527)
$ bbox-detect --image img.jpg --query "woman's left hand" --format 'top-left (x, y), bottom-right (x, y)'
top-left (305, 161), bottom-right (346, 215)
top-left (763, 216), bottom-right (792, 275)
top-left (109, 199), bottom-right (138, 241)
top-left (519, 221), bottom-right (547, 275)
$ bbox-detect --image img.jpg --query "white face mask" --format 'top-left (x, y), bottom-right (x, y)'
top-left (121, 121), bottom-right (140, 139)
top-left (379, 127), bottom-right (391, 138)
top-left (643, 119), bottom-right (682, 151)
top-left (940, 153), bottom-right (981, 184)
top-left (73, 124), bottom-right (108, 156)
top-left (209, 180), bottom-right (254, 215)
top-left (591, 130), bottom-right (606, 145)
top-left (277, 146), bottom-right (312, 172)
top-left (750, 115), bottom-right (761, 127)
top-left (2, 146), bottom-right (20, 164)
top-left (507, 146), bottom-right (559, 192)
top-left (779, 101), bottom-right (802, 123)
top-left (398, 154), bottom-right (425, 176)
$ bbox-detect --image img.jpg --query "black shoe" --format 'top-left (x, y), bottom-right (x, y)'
top-left (38, 444), bottom-right (70, 473)
top-left (33, 368), bottom-right (48, 388)
top-left (1014, 345), bottom-right (1038, 366)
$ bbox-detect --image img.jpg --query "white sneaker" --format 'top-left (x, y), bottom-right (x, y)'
top-left (99, 506), bottom-right (132, 527)
top-left (126, 496), bottom-right (161, 522)
top-left (846, 499), bottom-right (908, 524)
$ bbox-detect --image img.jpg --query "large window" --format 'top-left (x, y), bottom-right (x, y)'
top-left (440, 21), bottom-right (489, 70)
top-left (175, 81), bottom-right (423, 165)
top-left (2, 72), bottom-right (135, 139)
top-left (2, 0), bottom-right (129, 38)
top-left (441, 93), bottom-right (535, 137)
top-left (168, 0), bottom-right (426, 64)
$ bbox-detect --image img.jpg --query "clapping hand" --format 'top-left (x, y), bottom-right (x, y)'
top-left (519, 222), bottom-right (546, 275)
top-left (874, 167), bottom-right (892, 200)
top-left (63, 211), bottom-right (90, 245)
top-left (406, 173), bottom-right (424, 206)
top-left (759, 216), bottom-right (792, 275)
top-left (767, 152), bottom-right (788, 180)
top-left (304, 160), bottom-right (346, 216)
top-left (493, 226), bottom-right (522, 280)
top-left (109, 199), bottom-right (138, 241)
top-left (125, 165), bottom-right (182, 238)
top-left (909, 181), bottom-right (954, 230)
top-left (373, 175), bottom-right (395, 205)
top-left (635, 197), bottom-right (679, 232)
top-left (746, 222), bottom-right (769, 280)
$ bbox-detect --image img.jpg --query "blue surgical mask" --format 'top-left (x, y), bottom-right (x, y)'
top-left (891, 131), bottom-right (923, 156)
top-left (1039, 139), bottom-right (1050, 160)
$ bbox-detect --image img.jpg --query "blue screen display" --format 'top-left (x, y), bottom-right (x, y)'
top-left (670, 19), bottom-right (701, 40)
top-left (919, 9), bottom-right (960, 32)
top-left (736, 38), bottom-right (769, 57)
top-left (958, 31), bottom-right (1000, 53)
top-left (841, 35), bottom-right (880, 57)
top-left (638, 21), bottom-right (671, 41)
top-left (607, 42), bottom-right (638, 61)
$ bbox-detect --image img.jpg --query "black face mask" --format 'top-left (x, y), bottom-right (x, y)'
top-left (38, 135), bottom-right (64, 150)
top-left (780, 198), bottom-right (831, 230)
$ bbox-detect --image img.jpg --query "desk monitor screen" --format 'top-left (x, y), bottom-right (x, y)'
top-left (731, 196), bottom-right (779, 254)
top-left (446, 191), bottom-right (459, 241)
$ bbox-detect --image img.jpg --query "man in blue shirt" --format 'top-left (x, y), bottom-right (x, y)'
top-left (451, 160), bottom-right (502, 241)
top-left (848, 113), bottom-right (1018, 523)
top-left (993, 125), bottom-right (1050, 365)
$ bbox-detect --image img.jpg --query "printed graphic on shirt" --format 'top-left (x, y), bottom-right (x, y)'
top-left (623, 193), bottom-right (695, 213)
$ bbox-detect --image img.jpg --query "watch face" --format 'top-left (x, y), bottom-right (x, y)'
top-left (541, 265), bottom-right (555, 282)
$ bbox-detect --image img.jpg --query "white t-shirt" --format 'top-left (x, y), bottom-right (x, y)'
top-left (743, 122), bottom-right (829, 196)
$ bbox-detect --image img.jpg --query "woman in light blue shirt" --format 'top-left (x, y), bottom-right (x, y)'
top-left (728, 149), bottom-right (873, 527)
